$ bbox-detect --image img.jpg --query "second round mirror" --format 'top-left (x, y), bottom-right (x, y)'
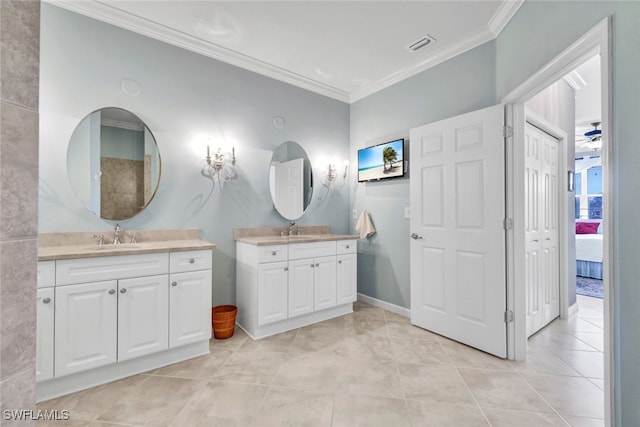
top-left (269, 141), bottom-right (313, 220)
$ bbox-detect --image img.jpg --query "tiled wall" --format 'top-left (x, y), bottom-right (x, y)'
top-left (0, 0), bottom-right (40, 424)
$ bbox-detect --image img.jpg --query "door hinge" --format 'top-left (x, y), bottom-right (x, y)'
top-left (503, 125), bottom-right (513, 138)
top-left (503, 218), bottom-right (513, 230)
top-left (504, 310), bottom-right (514, 323)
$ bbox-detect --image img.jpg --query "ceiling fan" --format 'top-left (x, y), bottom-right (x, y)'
top-left (576, 122), bottom-right (602, 151)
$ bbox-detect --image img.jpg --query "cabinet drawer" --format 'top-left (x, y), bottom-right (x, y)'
top-left (37, 261), bottom-right (55, 288)
top-left (257, 245), bottom-right (288, 263)
top-left (336, 240), bottom-right (357, 255)
top-left (170, 250), bottom-right (212, 273)
top-left (56, 253), bottom-right (169, 286)
top-left (288, 241), bottom-right (336, 260)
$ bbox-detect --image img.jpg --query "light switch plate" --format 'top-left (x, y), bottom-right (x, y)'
top-left (352, 209), bottom-right (358, 219)
top-left (404, 207), bottom-right (410, 219)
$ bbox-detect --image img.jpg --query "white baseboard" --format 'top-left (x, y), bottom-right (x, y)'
top-left (357, 293), bottom-right (410, 318)
top-left (568, 301), bottom-right (579, 316)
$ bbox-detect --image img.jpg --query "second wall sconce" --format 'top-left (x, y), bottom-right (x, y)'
top-left (202, 145), bottom-right (237, 184)
top-left (325, 160), bottom-right (348, 188)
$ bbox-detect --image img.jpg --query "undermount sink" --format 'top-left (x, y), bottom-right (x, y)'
top-left (88, 244), bottom-right (144, 250)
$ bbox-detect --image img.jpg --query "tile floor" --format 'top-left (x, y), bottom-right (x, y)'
top-left (37, 295), bottom-right (604, 426)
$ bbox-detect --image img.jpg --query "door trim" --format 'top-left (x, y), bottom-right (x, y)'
top-left (502, 17), bottom-right (612, 426)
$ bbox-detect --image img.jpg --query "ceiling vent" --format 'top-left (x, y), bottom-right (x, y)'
top-left (407, 34), bottom-right (437, 52)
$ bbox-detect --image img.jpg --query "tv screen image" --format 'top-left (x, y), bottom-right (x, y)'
top-left (358, 138), bottom-right (405, 182)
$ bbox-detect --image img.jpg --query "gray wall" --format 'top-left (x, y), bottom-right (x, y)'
top-left (350, 41), bottom-right (497, 308)
top-left (39, 4), bottom-right (351, 306)
top-left (525, 79), bottom-right (577, 307)
top-left (0, 0), bottom-right (40, 423)
top-left (351, 1), bottom-right (640, 424)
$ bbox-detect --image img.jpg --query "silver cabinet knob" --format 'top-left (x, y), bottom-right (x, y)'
top-left (272, 251), bottom-right (277, 256)
top-left (109, 289), bottom-right (116, 295)
top-left (284, 267), bottom-right (289, 271)
top-left (315, 263), bottom-right (320, 267)
top-left (189, 258), bottom-right (195, 264)
top-left (171, 281), bottom-right (178, 287)
top-left (310, 264), bottom-right (315, 268)
top-left (120, 288), bottom-right (127, 294)
top-left (338, 260), bottom-right (342, 264)
top-left (346, 245), bottom-right (350, 249)
top-left (42, 297), bottom-right (51, 304)
top-left (533, 239), bottom-right (539, 242)
top-left (410, 233), bottom-right (423, 240)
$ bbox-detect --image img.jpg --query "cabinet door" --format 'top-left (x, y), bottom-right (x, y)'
top-left (313, 256), bottom-right (337, 311)
top-left (55, 281), bottom-right (118, 377)
top-left (336, 253), bottom-right (357, 305)
top-left (169, 270), bottom-right (212, 348)
top-left (36, 288), bottom-right (55, 382)
top-left (288, 259), bottom-right (314, 318)
top-left (118, 275), bottom-right (169, 361)
top-left (257, 261), bottom-right (288, 325)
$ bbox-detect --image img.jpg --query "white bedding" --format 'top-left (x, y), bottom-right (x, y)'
top-left (576, 234), bottom-right (603, 263)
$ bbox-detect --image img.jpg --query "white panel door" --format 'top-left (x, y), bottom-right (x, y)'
top-left (169, 270), bottom-right (212, 347)
top-left (118, 275), bottom-right (169, 361)
top-left (257, 261), bottom-right (288, 325)
top-left (313, 256), bottom-right (337, 311)
top-left (525, 122), bottom-right (560, 337)
top-left (274, 158), bottom-right (304, 219)
top-left (288, 259), bottom-right (314, 318)
top-left (36, 288), bottom-right (55, 382)
top-left (409, 104), bottom-right (507, 358)
top-left (336, 253), bottom-right (357, 305)
top-left (55, 281), bottom-right (118, 377)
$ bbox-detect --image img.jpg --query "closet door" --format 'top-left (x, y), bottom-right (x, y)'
top-left (525, 122), bottom-right (560, 337)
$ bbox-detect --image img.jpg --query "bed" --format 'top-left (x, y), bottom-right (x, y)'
top-left (575, 221), bottom-right (603, 279)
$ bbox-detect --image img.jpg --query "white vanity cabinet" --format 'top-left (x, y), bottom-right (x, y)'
top-left (36, 248), bottom-right (213, 402)
top-left (168, 250), bottom-right (213, 347)
top-left (236, 239), bottom-right (357, 339)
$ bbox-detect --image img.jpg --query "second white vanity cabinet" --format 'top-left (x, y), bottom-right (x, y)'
top-left (236, 238), bottom-right (357, 339)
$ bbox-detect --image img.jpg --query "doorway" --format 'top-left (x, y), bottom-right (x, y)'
top-left (503, 18), bottom-right (612, 426)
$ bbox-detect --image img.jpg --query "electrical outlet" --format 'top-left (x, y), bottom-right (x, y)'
top-left (352, 209), bottom-right (358, 219)
top-left (404, 207), bottom-right (410, 219)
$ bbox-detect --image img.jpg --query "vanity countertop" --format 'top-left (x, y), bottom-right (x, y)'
top-left (38, 229), bottom-right (216, 261)
top-left (234, 226), bottom-right (358, 246)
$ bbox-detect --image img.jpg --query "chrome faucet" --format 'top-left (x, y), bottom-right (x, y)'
top-left (90, 234), bottom-right (105, 246)
top-left (288, 222), bottom-right (296, 236)
top-left (113, 223), bottom-right (122, 245)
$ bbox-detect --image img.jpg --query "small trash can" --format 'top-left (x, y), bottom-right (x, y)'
top-left (212, 305), bottom-right (237, 339)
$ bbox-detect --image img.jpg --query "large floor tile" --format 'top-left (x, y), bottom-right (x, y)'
top-left (169, 380), bottom-right (268, 427)
top-left (406, 401), bottom-right (489, 427)
top-left (459, 369), bottom-right (554, 413)
top-left (511, 347), bottom-right (581, 377)
top-left (289, 330), bottom-right (345, 354)
top-left (337, 357), bottom-right (404, 399)
top-left (210, 327), bottom-right (249, 350)
top-left (271, 352), bottom-right (339, 391)
top-left (238, 330), bottom-right (298, 353)
top-left (212, 350), bottom-right (285, 385)
top-left (36, 374), bottom-right (150, 422)
top-left (572, 331), bottom-right (604, 352)
top-left (441, 340), bottom-right (513, 371)
top-left (553, 349), bottom-right (604, 379)
top-left (342, 333), bottom-right (395, 361)
top-left (392, 338), bottom-right (451, 365)
top-left (398, 363), bottom-right (475, 405)
top-left (97, 375), bottom-right (207, 426)
top-left (521, 373), bottom-right (604, 419)
top-left (386, 319), bottom-right (441, 340)
top-left (483, 408), bottom-right (570, 427)
top-left (251, 388), bottom-right (334, 427)
top-left (153, 347), bottom-right (234, 379)
top-left (332, 393), bottom-right (411, 427)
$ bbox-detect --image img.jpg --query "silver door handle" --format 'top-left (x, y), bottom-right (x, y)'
top-left (410, 233), bottom-right (423, 240)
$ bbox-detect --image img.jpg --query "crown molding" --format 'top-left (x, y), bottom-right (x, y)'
top-left (350, 26), bottom-right (496, 103)
top-left (488, 0), bottom-right (526, 36)
top-left (45, 0), bottom-right (351, 103)
top-left (46, 0), bottom-right (522, 105)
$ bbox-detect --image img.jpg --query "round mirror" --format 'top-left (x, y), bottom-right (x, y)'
top-left (269, 141), bottom-right (313, 220)
top-left (67, 107), bottom-right (161, 220)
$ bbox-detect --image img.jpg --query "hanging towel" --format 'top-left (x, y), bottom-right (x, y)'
top-left (355, 210), bottom-right (376, 239)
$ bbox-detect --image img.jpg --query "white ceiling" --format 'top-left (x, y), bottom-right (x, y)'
top-left (47, 0), bottom-right (524, 103)
top-left (567, 55), bottom-right (601, 153)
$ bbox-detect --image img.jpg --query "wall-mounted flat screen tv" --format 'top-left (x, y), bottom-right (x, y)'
top-left (358, 138), bottom-right (405, 182)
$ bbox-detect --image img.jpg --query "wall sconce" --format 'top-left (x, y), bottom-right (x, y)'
top-left (325, 160), bottom-right (348, 187)
top-left (202, 145), bottom-right (237, 184)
